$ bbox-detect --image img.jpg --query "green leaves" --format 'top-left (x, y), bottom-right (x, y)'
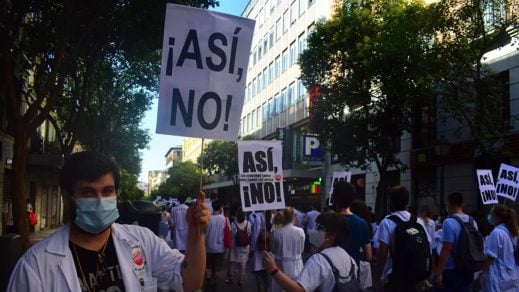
top-left (300, 0), bottom-right (436, 172)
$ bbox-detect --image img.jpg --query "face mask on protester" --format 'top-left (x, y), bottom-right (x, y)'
top-left (487, 214), bottom-right (496, 226)
top-left (308, 228), bottom-right (326, 248)
top-left (74, 197), bottom-right (119, 234)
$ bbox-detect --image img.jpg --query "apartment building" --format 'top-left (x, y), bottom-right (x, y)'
top-left (237, 0), bottom-right (519, 212)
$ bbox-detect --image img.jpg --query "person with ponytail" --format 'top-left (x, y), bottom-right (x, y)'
top-left (480, 204), bottom-right (519, 292)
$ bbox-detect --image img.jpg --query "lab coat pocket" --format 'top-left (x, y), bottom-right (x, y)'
top-left (142, 277), bottom-right (157, 292)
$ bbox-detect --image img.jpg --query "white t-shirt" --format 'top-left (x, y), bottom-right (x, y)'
top-left (297, 246), bottom-right (358, 292)
top-left (205, 213), bottom-right (226, 253)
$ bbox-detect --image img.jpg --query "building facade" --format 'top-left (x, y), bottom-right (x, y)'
top-left (232, 0), bottom-right (519, 213)
top-left (165, 146), bottom-right (183, 169)
top-left (147, 170), bottom-right (169, 195)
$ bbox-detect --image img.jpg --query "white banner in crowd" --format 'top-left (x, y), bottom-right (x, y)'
top-left (238, 141), bottom-right (285, 212)
top-left (328, 171), bottom-right (352, 205)
top-left (157, 4), bottom-right (255, 141)
top-left (495, 163), bottom-right (519, 201)
top-left (476, 169), bottom-right (498, 205)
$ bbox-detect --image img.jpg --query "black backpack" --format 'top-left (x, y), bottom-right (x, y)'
top-left (319, 252), bottom-right (362, 292)
top-left (388, 215), bottom-right (432, 281)
top-left (448, 215), bottom-right (485, 272)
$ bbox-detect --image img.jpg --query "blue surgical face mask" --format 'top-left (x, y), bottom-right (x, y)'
top-left (487, 214), bottom-right (495, 226)
top-left (74, 197), bottom-right (119, 234)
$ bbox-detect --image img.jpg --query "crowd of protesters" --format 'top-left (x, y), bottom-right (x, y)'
top-left (158, 180), bottom-right (519, 292)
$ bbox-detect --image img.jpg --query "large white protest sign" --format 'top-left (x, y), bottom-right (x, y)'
top-left (238, 141), bottom-right (285, 212)
top-left (476, 169), bottom-right (498, 205)
top-left (495, 163), bottom-right (519, 201)
top-left (328, 171), bottom-right (352, 205)
top-left (157, 4), bottom-right (255, 141)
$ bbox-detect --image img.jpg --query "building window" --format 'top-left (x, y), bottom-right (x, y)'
top-left (258, 73), bottom-right (262, 94)
top-left (258, 8), bottom-right (263, 27)
top-left (275, 55), bottom-right (281, 79)
top-left (290, 1), bottom-right (298, 25)
top-left (289, 41), bottom-right (297, 66)
top-left (298, 32), bottom-right (306, 56)
top-left (282, 49), bottom-right (288, 72)
top-left (262, 68), bottom-right (268, 89)
top-left (288, 82), bottom-right (296, 106)
top-left (257, 106), bottom-right (262, 126)
top-left (269, 97), bottom-right (276, 117)
top-left (298, 79), bottom-right (306, 100)
top-left (269, 26), bottom-right (275, 48)
top-left (252, 78), bottom-right (257, 96)
top-left (263, 102), bottom-right (269, 122)
top-left (283, 10), bottom-right (289, 33)
top-left (280, 88), bottom-right (287, 110)
top-left (253, 48), bottom-right (257, 65)
top-left (252, 110), bottom-right (256, 129)
top-left (263, 35), bottom-right (269, 55)
top-left (299, 0), bottom-right (305, 16)
top-left (276, 18), bottom-right (282, 40)
top-left (268, 62), bottom-right (274, 84)
top-left (275, 93), bottom-right (281, 114)
top-left (270, 0), bottom-right (276, 14)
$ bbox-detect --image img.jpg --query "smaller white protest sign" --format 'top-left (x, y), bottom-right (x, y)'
top-left (495, 163), bottom-right (519, 201)
top-left (238, 141), bottom-right (285, 212)
top-left (328, 171), bottom-right (352, 205)
top-left (476, 169), bottom-right (498, 205)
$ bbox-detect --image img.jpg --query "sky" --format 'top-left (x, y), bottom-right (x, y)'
top-left (138, 0), bottom-right (249, 182)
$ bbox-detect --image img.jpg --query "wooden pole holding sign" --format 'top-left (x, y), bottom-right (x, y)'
top-left (199, 138), bottom-right (205, 192)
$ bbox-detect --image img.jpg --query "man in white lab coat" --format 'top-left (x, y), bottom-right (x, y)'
top-left (8, 151), bottom-right (210, 292)
top-left (171, 194), bottom-right (190, 252)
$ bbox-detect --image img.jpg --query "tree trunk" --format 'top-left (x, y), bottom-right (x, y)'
top-left (11, 118), bottom-right (31, 250)
top-left (374, 169), bottom-right (388, 220)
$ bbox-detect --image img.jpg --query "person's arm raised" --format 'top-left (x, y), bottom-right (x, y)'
top-left (182, 191), bottom-right (210, 291)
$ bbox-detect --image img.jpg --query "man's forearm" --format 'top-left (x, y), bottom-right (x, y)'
top-left (363, 243), bottom-right (373, 262)
top-left (436, 245), bottom-right (451, 276)
top-left (182, 230), bottom-right (205, 291)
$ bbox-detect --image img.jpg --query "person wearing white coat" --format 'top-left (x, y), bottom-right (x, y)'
top-left (170, 195), bottom-right (190, 252)
top-left (262, 212), bottom-right (358, 292)
top-left (7, 151), bottom-right (210, 292)
top-left (480, 204), bottom-right (519, 292)
top-left (270, 207), bottom-right (305, 292)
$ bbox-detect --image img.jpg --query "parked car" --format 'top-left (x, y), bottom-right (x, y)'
top-left (117, 200), bottom-right (161, 235)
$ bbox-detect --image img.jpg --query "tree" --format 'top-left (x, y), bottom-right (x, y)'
top-left (0, 0), bottom-right (218, 249)
top-left (431, 0), bottom-right (518, 159)
top-left (199, 135), bottom-right (255, 184)
top-left (119, 169), bottom-right (145, 201)
top-left (299, 0), bottom-right (437, 216)
top-left (156, 161), bottom-right (203, 198)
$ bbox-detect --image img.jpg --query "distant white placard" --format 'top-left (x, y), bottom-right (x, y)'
top-left (476, 169), bottom-right (498, 205)
top-left (238, 141), bottom-right (285, 212)
top-left (157, 4), bottom-right (255, 141)
top-left (495, 163), bottom-right (519, 201)
top-left (328, 171), bottom-right (352, 205)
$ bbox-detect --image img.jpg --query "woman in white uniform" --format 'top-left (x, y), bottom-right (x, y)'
top-left (480, 204), bottom-right (519, 292)
top-left (270, 207), bottom-right (305, 292)
top-left (262, 212), bottom-right (358, 292)
top-left (227, 207), bottom-right (251, 286)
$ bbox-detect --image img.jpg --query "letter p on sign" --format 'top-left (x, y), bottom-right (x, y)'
top-left (304, 136), bottom-right (320, 156)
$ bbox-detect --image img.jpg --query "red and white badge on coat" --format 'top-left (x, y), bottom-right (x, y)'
top-left (131, 245), bottom-right (146, 271)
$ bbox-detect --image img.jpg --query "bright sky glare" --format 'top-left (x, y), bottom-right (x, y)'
top-left (138, 0), bottom-right (249, 182)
